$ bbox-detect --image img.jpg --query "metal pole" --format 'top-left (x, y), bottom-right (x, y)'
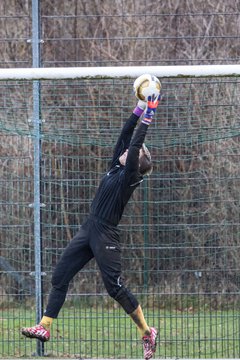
top-left (32, 0), bottom-right (43, 356)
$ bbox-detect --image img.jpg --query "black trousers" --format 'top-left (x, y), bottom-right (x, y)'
top-left (44, 215), bottom-right (139, 318)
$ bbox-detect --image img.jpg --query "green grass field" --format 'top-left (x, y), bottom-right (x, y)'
top-left (1, 306), bottom-right (240, 358)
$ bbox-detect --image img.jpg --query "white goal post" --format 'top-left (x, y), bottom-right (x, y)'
top-left (0, 64), bottom-right (240, 80)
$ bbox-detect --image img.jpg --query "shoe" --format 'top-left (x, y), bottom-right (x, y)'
top-left (142, 327), bottom-right (158, 360)
top-left (21, 324), bottom-right (50, 342)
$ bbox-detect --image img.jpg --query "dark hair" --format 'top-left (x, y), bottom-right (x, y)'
top-left (139, 144), bottom-right (153, 176)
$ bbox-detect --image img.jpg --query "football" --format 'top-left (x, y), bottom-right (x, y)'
top-left (133, 74), bottom-right (161, 101)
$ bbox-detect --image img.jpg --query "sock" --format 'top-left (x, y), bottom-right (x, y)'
top-left (129, 305), bottom-right (150, 337)
top-left (40, 316), bottom-right (53, 330)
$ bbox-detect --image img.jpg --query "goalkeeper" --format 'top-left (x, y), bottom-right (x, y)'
top-left (21, 76), bottom-right (161, 360)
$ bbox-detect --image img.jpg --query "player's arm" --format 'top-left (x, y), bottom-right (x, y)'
top-left (124, 95), bottom-right (161, 181)
top-left (110, 99), bottom-right (146, 168)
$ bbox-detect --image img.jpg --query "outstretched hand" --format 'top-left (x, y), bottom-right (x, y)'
top-left (142, 94), bottom-right (161, 125)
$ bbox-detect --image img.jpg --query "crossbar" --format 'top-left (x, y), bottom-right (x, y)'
top-left (1, 64), bottom-right (240, 80)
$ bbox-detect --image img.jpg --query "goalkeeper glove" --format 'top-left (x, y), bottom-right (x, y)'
top-left (142, 95), bottom-right (161, 125)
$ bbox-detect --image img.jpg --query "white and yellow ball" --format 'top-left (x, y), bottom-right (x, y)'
top-left (133, 74), bottom-right (161, 101)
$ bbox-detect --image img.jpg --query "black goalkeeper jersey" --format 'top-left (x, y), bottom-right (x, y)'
top-left (90, 113), bottom-right (149, 226)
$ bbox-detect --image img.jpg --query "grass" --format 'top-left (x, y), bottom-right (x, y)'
top-left (1, 305), bottom-right (240, 358)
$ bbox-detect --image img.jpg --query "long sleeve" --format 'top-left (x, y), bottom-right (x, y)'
top-left (109, 113), bottom-right (140, 168)
top-left (124, 122), bottom-right (149, 183)
top-left (90, 120), bottom-right (148, 226)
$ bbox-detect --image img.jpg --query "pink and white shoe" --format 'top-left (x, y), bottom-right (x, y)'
top-left (142, 327), bottom-right (158, 360)
top-left (21, 324), bottom-right (50, 342)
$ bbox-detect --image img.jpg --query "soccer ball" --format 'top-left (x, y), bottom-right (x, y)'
top-left (133, 74), bottom-right (161, 101)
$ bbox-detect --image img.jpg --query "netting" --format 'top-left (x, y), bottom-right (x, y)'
top-left (1, 74), bottom-right (240, 358)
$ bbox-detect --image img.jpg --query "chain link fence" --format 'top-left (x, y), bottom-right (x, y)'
top-left (1, 0), bottom-right (240, 358)
top-left (1, 0), bottom-right (240, 68)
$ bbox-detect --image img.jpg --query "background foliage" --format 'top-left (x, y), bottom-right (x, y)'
top-left (0, 1), bottom-right (240, 358)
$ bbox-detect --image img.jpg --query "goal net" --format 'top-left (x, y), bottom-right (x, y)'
top-left (0, 65), bottom-right (240, 358)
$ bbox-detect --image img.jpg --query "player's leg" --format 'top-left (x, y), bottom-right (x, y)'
top-left (97, 249), bottom-right (153, 337)
top-left (90, 224), bottom-right (157, 359)
top-left (21, 222), bottom-right (94, 342)
top-left (43, 237), bottom-right (93, 319)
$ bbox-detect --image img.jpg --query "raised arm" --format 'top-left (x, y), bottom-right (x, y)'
top-left (124, 95), bottom-right (161, 181)
top-left (110, 100), bottom-right (146, 168)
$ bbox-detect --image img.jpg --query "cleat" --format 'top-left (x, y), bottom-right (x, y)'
top-left (21, 324), bottom-right (50, 342)
top-left (142, 327), bottom-right (158, 360)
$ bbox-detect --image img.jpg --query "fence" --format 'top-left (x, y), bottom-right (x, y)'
top-left (1, 69), bottom-right (240, 358)
top-left (1, 1), bottom-right (240, 68)
top-left (1, 0), bottom-right (240, 359)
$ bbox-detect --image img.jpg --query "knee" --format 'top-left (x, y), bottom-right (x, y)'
top-left (51, 271), bottom-right (68, 292)
top-left (108, 285), bottom-right (139, 314)
top-left (103, 275), bottom-right (122, 298)
top-left (102, 275), bottom-right (139, 313)
top-left (106, 285), bottom-right (119, 299)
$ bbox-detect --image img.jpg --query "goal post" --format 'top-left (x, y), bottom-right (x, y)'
top-left (0, 64), bottom-right (240, 80)
top-left (1, 65), bottom-right (240, 358)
